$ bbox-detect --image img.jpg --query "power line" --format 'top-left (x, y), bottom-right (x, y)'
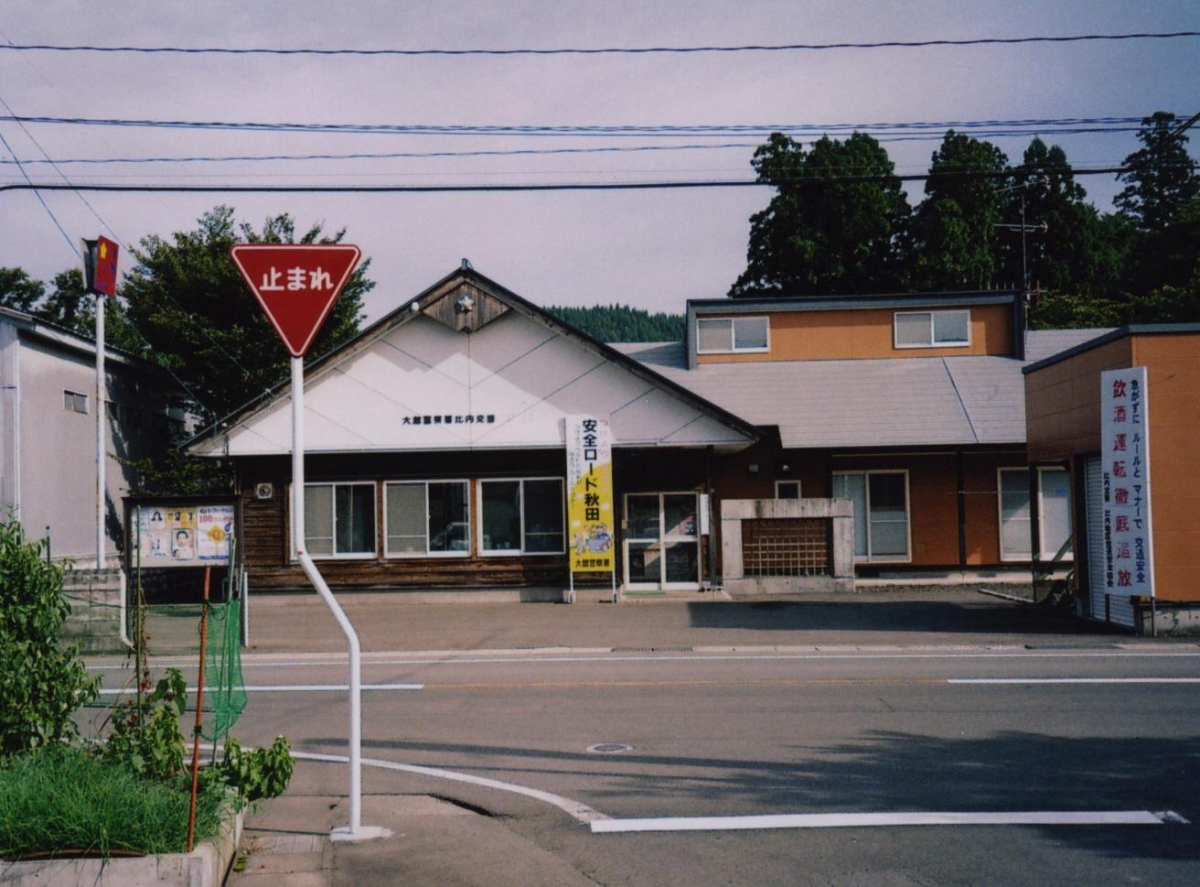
top-left (0, 167), bottom-right (1136, 195)
top-left (0, 32), bottom-right (1196, 56)
top-left (0, 113), bottom-right (1145, 135)
top-left (0, 128), bottom-right (1151, 169)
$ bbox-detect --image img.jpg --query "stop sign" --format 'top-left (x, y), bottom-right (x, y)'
top-left (230, 244), bottom-right (361, 358)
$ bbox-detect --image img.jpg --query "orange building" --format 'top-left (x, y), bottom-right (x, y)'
top-left (1024, 326), bottom-right (1200, 633)
top-left (621, 291), bottom-right (1103, 581)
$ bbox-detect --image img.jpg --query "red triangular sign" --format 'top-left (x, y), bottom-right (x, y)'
top-left (230, 244), bottom-right (361, 358)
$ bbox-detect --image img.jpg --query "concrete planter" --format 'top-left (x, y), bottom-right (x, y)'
top-left (0, 811), bottom-right (242, 887)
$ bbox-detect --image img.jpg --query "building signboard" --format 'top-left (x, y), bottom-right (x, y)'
top-left (1099, 367), bottom-right (1154, 597)
top-left (566, 415), bottom-right (614, 573)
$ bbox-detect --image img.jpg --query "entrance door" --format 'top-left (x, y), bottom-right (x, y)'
top-left (624, 493), bottom-right (700, 590)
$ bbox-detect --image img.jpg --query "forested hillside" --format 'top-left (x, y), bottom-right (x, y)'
top-left (546, 304), bottom-right (685, 343)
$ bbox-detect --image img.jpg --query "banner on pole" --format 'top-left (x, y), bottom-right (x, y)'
top-left (567, 416), bottom-right (614, 573)
top-left (1099, 367), bottom-right (1154, 597)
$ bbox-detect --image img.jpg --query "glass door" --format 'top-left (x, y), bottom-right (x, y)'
top-left (623, 493), bottom-right (699, 589)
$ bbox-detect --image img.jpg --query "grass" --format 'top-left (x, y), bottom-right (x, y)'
top-left (0, 745), bottom-right (231, 859)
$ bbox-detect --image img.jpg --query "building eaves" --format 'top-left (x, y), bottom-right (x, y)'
top-left (1023, 324), bottom-right (1200, 374)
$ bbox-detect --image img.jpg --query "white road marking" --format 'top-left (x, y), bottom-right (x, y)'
top-left (88, 647), bottom-right (1200, 671)
top-left (948, 678), bottom-right (1200, 685)
top-left (96, 682), bottom-right (423, 695)
top-left (590, 810), bottom-right (1184, 834)
top-left (290, 750), bottom-right (608, 824)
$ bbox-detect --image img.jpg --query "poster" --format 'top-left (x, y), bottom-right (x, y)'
top-left (1099, 367), bottom-right (1154, 597)
top-left (135, 503), bottom-right (234, 567)
top-left (566, 416), bottom-right (615, 573)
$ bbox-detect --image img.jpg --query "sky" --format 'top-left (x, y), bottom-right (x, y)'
top-left (1, 1), bottom-right (1197, 323)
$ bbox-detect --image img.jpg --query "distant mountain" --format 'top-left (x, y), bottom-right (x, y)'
top-left (546, 304), bottom-right (684, 343)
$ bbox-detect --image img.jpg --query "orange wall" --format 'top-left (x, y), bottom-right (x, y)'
top-left (1025, 332), bottom-right (1200, 602)
top-left (1025, 337), bottom-right (1133, 462)
top-left (832, 452), bottom-right (1023, 567)
top-left (1133, 335), bottom-right (1200, 601)
top-left (697, 304), bottom-right (1013, 363)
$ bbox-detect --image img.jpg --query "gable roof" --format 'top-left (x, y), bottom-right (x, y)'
top-left (188, 265), bottom-right (759, 456)
top-left (614, 328), bottom-right (1110, 449)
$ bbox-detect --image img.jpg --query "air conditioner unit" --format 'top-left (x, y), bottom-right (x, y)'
top-left (255, 483), bottom-right (275, 500)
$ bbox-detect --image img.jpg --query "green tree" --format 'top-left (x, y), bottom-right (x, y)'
top-left (0, 266), bottom-right (140, 343)
top-left (0, 520), bottom-right (100, 755)
top-left (730, 132), bottom-right (910, 297)
top-left (120, 206), bottom-right (372, 422)
top-left (0, 267), bottom-right (45, 314)
top-left (1001, 138), bottom-right (1130, 299)
top-left (909, 131), bottom-right (1008, 290)
top-left (1116, 112), bottom-right (1200, 233)
top-left (547, 304), bottom-right (684, 342)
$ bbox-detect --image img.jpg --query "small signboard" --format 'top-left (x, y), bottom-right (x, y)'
top-left (83, 236), bottom-right (120, 297)
top-left (567, 416), bottom-right (615, 573)
top-left (1099, 367), bottom-right (1154, 597)
top-left (135, 503), bottom-right (235, 568)
top-left (230, 243), bottom-right (361, 357)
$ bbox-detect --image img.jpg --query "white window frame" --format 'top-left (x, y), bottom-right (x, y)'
top-left (696, 316), bottom-right (770, 354)
top-left (623, 491), bottom-right (701, 590)
top-left (63, 389), bottom-right (88, 414)
top-left (997, 467), bottom-right (1075, 563)
top-left (384, 480), bottom-right (471, 558)
top-left (775, 480), bottom-right (801, 500)
top-left (832, 470), bottom-right (912, 563)
top-left (301, 481), bottom-right (377, 560)
top-left (477, 477), bottom-right (565, 557)
top-left (893, 309), bottom-right (971, 349)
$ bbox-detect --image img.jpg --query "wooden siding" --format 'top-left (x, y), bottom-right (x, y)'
top-left (1025, 336), bottom-right (1133, 462)
top-left (1131, 334), bottom-right (1200, 602)
top-left (235, 447), bottom-right (716, 592)
top-left (697, 304), bottom-right (1013, 364)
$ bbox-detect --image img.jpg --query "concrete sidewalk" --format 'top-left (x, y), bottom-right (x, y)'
top-left (236, 587), bottom-right (1128, 657)
top-left (210, 588), bottom-right (1150, 887)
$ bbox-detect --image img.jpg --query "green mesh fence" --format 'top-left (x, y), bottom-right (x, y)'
top-left (141, 600), bottom-right (247, 742)
top-left (201, 599), bottom-right (246, 743)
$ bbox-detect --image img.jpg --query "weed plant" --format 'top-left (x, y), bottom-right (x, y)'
top-left (0, 746), bottom-right (229, 858)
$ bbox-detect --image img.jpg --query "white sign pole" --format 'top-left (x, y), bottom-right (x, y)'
top-left (290, 356), bottom-right (386, 842)
top-left (95, 292), bottom-right (106, 568)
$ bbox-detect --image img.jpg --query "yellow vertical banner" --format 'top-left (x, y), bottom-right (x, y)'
top-left (567, 416), bottom-right (615, 573)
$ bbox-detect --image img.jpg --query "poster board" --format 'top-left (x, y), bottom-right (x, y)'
top-left (134, 502), bottom-right (235, 568)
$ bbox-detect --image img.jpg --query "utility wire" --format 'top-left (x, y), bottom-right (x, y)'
top-left (0, 119), bottom-right (78, 256)
top-left (0, 128), bottom-right (1152, 169)
top-left (0, 114), bottom-right (1147, 138)
top-left (0, 166), bottom-right (1137, 194)
top-left (0, 32), bottom-right (1196, 56)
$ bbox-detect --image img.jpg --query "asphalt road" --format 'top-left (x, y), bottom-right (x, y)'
top-left (92, 640), bottom-right (1200, 886)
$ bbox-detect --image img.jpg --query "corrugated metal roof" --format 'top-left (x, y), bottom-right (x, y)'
top-left (614, 329), bottom-right (1110, 449)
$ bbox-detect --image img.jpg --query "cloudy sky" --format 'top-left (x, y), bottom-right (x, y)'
top-left (1, 1), bottom-right (1197, 321)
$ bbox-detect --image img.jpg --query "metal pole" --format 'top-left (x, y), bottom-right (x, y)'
top-left (186, 568), bottom-right (212, 852)
top-left (290, 357), bottom-right (380, 841)
top-left (96, 292), bottom-right (105, 568)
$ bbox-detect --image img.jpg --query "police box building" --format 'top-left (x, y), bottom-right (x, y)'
top-left (189, 263), bottom-right (759, 595)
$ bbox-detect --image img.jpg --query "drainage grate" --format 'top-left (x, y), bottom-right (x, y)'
top-left (587, 743), bottom-right (633, 754)
top-left (611, 646), bottom-right (693, 653)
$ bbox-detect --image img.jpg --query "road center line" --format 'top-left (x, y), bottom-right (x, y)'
top-left (590, 810), bottom-right (1184, 834)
